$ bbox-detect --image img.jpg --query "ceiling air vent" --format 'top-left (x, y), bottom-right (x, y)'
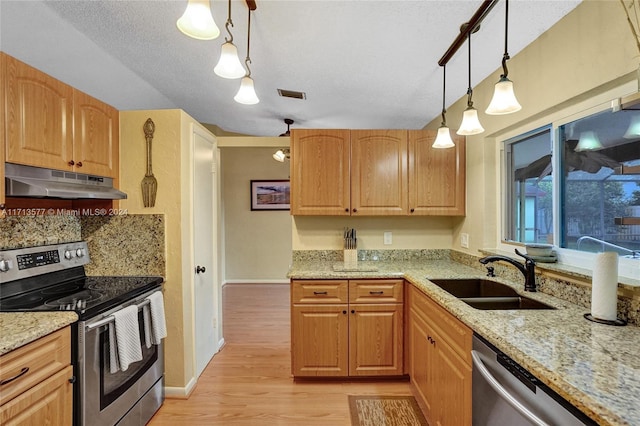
top-left (278, 89), bottom-right (306, 100)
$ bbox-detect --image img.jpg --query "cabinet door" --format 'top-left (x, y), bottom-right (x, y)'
top-left (0, 365), bottom-right (73, 426)
top-left (351, 130), bottom-right (408, 215)
top-left (291, 304), bottom-right (348, 376)
top-left (349, 303), bottom-right (403, 376)
top-left (433, 335), bottom-right (472, 426)
top-left (290, 129), bottom-right (350, 215)
top-left (4, 53), bottom-right (74, 171)
top-left (408, 130), bottom-right (465, 216)
top-left (1, 54), bottom-right (6, 211)
top-left (73, 90), bottom-right (119, 177)
top-left (409, 304), bottom-right (436, 425)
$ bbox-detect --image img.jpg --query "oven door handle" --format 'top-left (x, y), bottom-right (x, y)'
top-left (471, 350), bottom-right (550, 426)
top-left (85, 298), bottom-right (151, 331)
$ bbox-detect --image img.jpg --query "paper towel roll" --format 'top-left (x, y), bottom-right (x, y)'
top-left (591, 252), bottom-right (619, 321)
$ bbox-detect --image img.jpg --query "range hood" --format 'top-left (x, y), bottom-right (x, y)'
top-left (5, 163), bottom-right (127, 200)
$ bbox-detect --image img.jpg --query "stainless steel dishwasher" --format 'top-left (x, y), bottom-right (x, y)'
top-left (472, 334), bottom-right (597, 426)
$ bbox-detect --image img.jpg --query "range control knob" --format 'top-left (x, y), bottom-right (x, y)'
top-left (0, 259), bottom-right (12, 272)
top-left (64, 250), bottom-right (74, 260)
top-left (75, 248), bottom-right (85, 258)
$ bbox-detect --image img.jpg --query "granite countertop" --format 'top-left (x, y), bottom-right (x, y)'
top-left (0, 312), bottom-right (78, 355)
top-left (289, 259), bottom-right (640, 426)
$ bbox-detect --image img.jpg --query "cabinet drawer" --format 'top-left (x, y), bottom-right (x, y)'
top-left (292, 280), bottom-right (348, 304)
top-left (349, 280), bottom-right (404, 303)
top-left (0, 327), bottom-right (71, 406)
top-left (409, 286), bottom-right (471, 364)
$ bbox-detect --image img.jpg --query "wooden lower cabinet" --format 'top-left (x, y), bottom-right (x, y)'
top-left (291, 279), bottom-right (403, 377)
top-left (0, 327), bottom-right (73, 425)
top-left (408, 285), bottom-right (472, 426)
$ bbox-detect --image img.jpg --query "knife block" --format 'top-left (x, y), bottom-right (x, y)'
top-left (343, 249), bottom-right (358, 270)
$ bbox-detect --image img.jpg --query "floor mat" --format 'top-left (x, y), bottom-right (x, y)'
top-left (348, 395), bottom-right (428, 426)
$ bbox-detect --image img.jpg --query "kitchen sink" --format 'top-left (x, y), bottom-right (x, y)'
top-left (428, 278), bottom-right (555, 310)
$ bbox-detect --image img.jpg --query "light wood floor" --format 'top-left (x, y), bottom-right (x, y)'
top-left (148, 283), bottom-right (413, 425)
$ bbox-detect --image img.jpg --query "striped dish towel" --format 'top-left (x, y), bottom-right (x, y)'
top-left (111, 305), bottom-right (143, 371)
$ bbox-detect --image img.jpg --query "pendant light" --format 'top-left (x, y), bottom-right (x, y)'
top-left (176, 0), bottom-right (220, 40)
top-left (457, 30), bottom-right (484, 135)
top-left (433, 65), bottom-right (455, 149)
top-left (485, 0), bottom-right (522, 115)
top-left (623, 115), bottom-right (640, 139)
top-left (214, 0), bottom-right (245, 79)
top-left (234, 8), bottom-right (259, 105)
top-left (575, 131), bottom-right (603, 151)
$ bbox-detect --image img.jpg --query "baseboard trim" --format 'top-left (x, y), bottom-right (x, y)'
top-left (223, 279), bottom-right (290, 285)
top-left (164, 376), bottom-right (197, 399)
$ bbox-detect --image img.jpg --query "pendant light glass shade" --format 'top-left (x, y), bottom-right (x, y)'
top-left (457, 106), bottom-right (485, 135)
top-left (177, 0), bottom-right (220, 40)
top-left (214, 42), bottom-right (245, 79)
top-left (485, 76), bottom-right (521, 115)
top-left (433, 126), bottom-right (455, 148)
top-left (623, 115), bottom-right (640, 139)
top-left (575, 131), bottom-right (603, 151)
top-left (234, 76), bottom-right (259, 104)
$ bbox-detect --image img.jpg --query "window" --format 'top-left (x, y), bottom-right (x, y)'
top-left (559, 109), bottom-right (640, 257)
top-left (505, 103), bottom-right (640, 260)
top-left (505, 127), bottom-right (553, 244)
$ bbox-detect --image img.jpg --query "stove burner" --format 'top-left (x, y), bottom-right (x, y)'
top-left (41, 283), bottom-right (83, 295)
top-left (0, 294), bottom-right (45, 309)
top-left (44, 289), bottom-right (106, 309)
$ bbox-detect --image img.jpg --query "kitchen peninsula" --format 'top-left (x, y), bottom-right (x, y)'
top-left (288, 250), bottom-right (640, 426)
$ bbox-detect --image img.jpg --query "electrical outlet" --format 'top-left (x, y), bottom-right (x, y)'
top-left (383, 231), bottom-right (392, 245)
top-left (460, 233), bottom-right (469, 248)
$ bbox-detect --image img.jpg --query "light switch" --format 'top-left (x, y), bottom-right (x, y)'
top-left (384, 231), bottom-right (392, 245)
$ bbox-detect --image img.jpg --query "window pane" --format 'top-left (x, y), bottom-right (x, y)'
top-left (507, 129), bottom-right (553, 244)
top-left (560, 109), bottom-right (640, 258)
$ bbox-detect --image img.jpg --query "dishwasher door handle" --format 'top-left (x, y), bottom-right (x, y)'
top-left (471, 350), bottom-right (550, 426)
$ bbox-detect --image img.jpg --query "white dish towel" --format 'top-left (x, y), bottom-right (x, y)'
top-left (109, 305), bottom-right (143, 373)
top-left (143, 291), bottom-right (167, 347)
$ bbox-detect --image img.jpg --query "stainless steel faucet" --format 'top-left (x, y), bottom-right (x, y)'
top-left (479, 249), bottom-right (537, 292)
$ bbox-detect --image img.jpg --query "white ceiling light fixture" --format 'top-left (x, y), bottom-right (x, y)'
top-left (214, 0), bottom-right (245, 79)
top-left (485, 0), bottom-right (522, 115)
top-left (273, 148), bottom-right (290, 162)
top-left (234, 7), bottom-right (259, 105)
top-left (457, 30), bottom-right (485, 136)
top-left (176, 0), bottom-right (220, 40)
top-left (575, 131), bottom-right (603, 151)
top-left (433, 65), bottom-right (455, 149)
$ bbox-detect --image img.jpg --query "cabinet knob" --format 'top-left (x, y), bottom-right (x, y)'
top-left (68, 160), bottom-right (75, 166)
top-left (352, 208), bottom-right (358, 213)
top-left (343, 310), bottom-right (347, 315)
top-left (345, 208), bottom-right (349, 213)
top-left (76, 161), bottom-right (83, 167)
top-left (68, 376), bottom-right (77, 384)
top-left (351, 309), bottom-right (355, 314)
top-left (410, 208), bottom-right (415, 213)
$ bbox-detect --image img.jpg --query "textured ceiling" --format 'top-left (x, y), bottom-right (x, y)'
top-left (0, 0), bottom-right (581, 137)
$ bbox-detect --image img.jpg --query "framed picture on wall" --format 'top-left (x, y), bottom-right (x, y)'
top-left (250, 180), bottom-right (291, 211)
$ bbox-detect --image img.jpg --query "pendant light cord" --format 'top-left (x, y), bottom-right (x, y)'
top-left (224, 0), bottom-right (234, 43)
top-left (244, 10), bottom-right (252, 76)
top-left (501, 0), bottom-right (510, 78)
top-left (440, 64), bottom-right (447, 126)
top-left (467, 32), bottom-right (474, 107)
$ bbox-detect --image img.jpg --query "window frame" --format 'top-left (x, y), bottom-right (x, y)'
top-left (497, 79), bottom-right (639, 280)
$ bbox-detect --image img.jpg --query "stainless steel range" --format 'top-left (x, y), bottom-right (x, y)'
top-left (0, 242), bottom-right (165, 426)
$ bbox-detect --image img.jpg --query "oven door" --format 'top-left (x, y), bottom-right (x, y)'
top-left (78, 302), bottom-right (164, 426)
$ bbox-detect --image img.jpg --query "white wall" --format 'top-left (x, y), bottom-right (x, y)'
top-left (221, 147), bottom-right (292, 283)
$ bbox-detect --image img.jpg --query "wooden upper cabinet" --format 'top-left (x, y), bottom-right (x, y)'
top-left (408, 130), bottom-right (466, 216)
top-left (3, 52), bottom-right (118, 178)
top-left (1, 54), bottom-right (6, 211)
top-left (4, 52), bottom-right (74, 171)
top-left (73, 90), bottom-right (119, 177)
top-left (351, 130), bottom-right (408, 215)
top-left (290, 129), bottom-right (351, 215)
